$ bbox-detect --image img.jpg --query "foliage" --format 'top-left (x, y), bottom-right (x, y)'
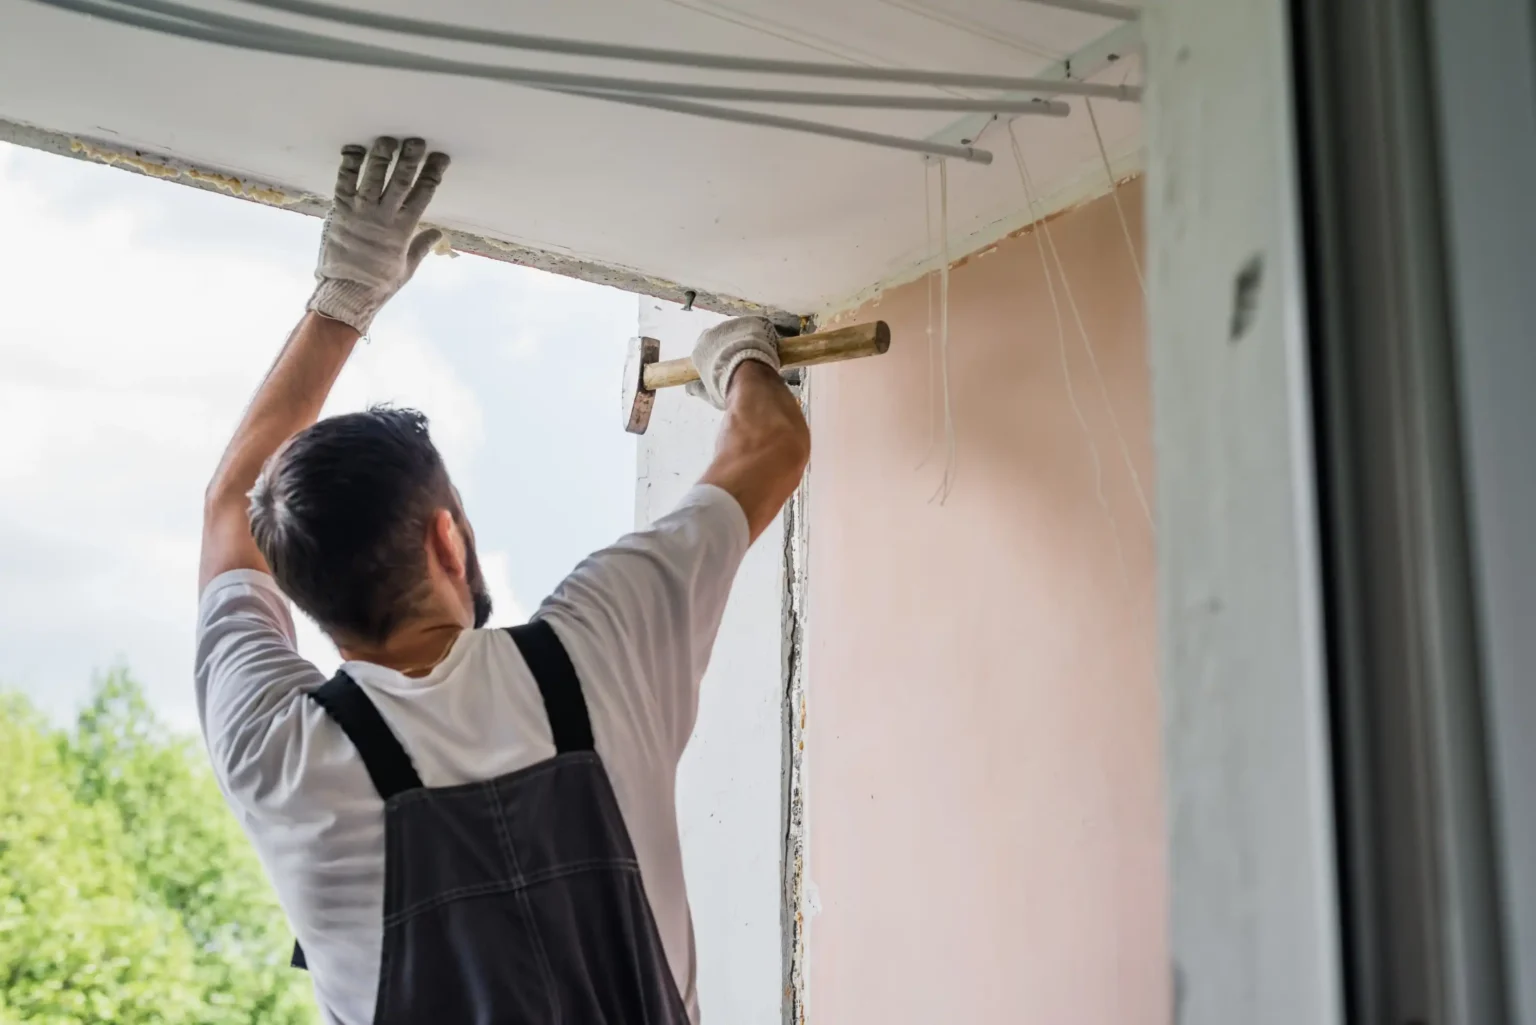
top-left (0, 672), bottom-right (316, 1024)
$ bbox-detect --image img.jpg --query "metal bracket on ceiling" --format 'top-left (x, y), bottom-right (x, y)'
top-left (927, 19), bottom-right (1145, 149)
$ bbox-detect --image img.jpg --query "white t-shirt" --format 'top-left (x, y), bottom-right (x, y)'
top-left (194, 484), bottom-right (749, 1025)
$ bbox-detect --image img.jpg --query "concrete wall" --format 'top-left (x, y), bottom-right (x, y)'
top-left (634, 298), bottom-right (785, 1025)
top-left (802, 181), bottom-right (1165, 1024)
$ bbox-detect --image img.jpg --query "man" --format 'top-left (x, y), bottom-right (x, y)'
top-left (196, 136), bottom-right (809, 1025)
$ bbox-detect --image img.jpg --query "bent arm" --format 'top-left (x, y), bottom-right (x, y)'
top-left (699, 361), bottom-right (811, 542)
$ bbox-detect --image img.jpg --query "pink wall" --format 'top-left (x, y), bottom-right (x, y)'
top-left (804, 181), bottom-right (1165, 1024)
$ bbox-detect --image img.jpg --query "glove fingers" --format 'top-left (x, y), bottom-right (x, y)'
top-left (402, 152), bottom-right (451, 217)
top-left (358, 136), bottom-right (398, 203)
top-left (383, 137), bottom-right (427, 209)
top-left (406, 229), bottom-right (443, 275)
top-left (333, 144), bottom-right (366, 204)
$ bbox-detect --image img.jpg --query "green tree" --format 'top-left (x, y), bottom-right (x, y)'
top-left (0, 673), bottom-right (316, 1024)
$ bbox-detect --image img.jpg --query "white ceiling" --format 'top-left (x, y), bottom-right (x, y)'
top-left (0, 0), bottom-right (1143, 320)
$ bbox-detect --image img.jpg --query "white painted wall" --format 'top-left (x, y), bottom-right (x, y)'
top-left (633, 297), bottom-right (785, 1025)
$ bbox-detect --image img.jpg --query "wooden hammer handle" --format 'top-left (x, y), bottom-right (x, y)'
top-left (641, 321), bottom-right (891, 391)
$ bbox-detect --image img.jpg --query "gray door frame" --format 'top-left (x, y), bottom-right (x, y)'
top-left (1151, 0), bottom-right (1536, 1021)
top-left (1144, 1), bottom-right (1344, 1021)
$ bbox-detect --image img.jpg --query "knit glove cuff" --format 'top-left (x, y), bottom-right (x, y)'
top-left (307, 278), bottom-right (389, 334)
top-left (305, 136), bottom-right (449, 335)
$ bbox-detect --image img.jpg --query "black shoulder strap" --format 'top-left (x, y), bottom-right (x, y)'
top-left (292, 671), bottom-right (426, 974)
top-left (507, 620), bottom-right (594, 752)
top-left (309, 671), bottom-right (424, 799)
top-left (293, 635), bottom-right (585, 973)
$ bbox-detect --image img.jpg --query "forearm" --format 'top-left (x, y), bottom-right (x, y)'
top-left (200, 313), bottom-right (359, 588)
top-left (700, 362), bottom-right (810, 540)
top-left (206, 312), bottom-right (359, 505)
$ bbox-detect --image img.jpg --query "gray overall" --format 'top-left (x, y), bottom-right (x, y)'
top-left (289, 621), bottom-right (690, 1025)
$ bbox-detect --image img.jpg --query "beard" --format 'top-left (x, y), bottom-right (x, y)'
top-left (463, 539), bottom-right (494, 629)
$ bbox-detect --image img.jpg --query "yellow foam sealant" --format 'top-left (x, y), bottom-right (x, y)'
top-left (69, 139), bottom-right (303, 208)
top-left (185, 168), bottom-right (301, 207)
top-left (69, 138), bottom-right (179, 178)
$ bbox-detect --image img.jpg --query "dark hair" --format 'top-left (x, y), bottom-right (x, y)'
top-left (249, 406), bottom-right (456, 644)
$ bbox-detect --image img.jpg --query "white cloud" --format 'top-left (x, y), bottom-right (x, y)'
top-left (501, 330), bottom-right (540, 362)
top-left (476, 549), bottom-right (527, 627)
top-left (325, 324), bottom-right (485, 475)
top-left (292, 614), bottom-right (342, 679)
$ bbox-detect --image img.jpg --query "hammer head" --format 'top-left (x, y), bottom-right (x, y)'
top-left (622, 336), bottom-right (662, 434)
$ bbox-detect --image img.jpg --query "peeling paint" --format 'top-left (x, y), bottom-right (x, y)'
top-left (781, 369), bottom-right (812, 1025)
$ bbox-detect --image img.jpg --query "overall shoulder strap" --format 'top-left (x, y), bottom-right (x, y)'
top-left (309, 671), bottom-right (425, 799)
top-left (507, 620), bottom-right (594, 753)
top-left (293, 670), bottom-right (425, 972)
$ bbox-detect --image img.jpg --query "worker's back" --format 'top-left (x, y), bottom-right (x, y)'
top-left (196, 485), bottom-right (749, 1024)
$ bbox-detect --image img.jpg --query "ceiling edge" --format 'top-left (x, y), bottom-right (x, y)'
top-left (0, 116), bottom-right (805, 328)
top-left (816, 140), bottom-right (1144, 320)
top-left (816, 18), bottom-right (1146, 320)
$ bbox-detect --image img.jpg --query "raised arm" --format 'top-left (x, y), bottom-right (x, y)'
top-left (199, 136), bottom-right (449, 590)
top-left (200, 314), bottom-right (358, 588)
top-left (691, 318), bottom-right (811, 540)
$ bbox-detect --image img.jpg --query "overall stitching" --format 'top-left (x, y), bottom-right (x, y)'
top-left (487, 778), bottom-right (562, 1021)
top-left (382, 752), bottom-right (600, 811)
top-left (384, 859), bottom-right (643, 926)
top-left (622, 869), bottom-right (657, 1025)
top-left (373, 813), bottom-right (402, 1021)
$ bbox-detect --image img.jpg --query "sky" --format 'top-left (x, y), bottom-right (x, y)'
top-left (0, 141), bottom-right (641, 731)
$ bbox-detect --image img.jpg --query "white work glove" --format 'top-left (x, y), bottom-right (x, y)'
top-left (685, 316), bottom-right (782, 409)
top-left (308, 136), bottom-right (450, 334)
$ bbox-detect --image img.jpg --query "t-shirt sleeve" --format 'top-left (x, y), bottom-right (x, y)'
top-left (536, 484), bottom-right (752, 759)
top-left (194, 569), bottom-right (328, 804)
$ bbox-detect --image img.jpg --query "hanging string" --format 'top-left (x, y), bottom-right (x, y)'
top-left (1007, 126), bottom-right (1129, 588)
top-left (917, 160), bottom-right (938, 469)
top-left (928, 158), bottom-right (958, 504)
top-left (1008, 122), bottom-right (1154, 533)
top-left (1085, 98), bottom-right (1146, 297)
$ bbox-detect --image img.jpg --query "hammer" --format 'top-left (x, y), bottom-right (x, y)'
top-left (622, 320), bottom-right (891, 433)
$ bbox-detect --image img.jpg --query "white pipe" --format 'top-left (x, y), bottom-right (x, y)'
top-left (31, 0), bottom-right (998, 163)
top-left (1013, 0), bottom-right (1139, 20)
top-left (572, 84), bottom-right (1067, 117)
top-left (75, 0), bottom-right (1078, 113)
top-left (237, 0), bottom-right (1139, 97)
top-left (562, 90), bottom-right (995, 164)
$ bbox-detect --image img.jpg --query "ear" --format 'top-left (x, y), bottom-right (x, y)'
top-left (427, 508), bottom-right (468, 580)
